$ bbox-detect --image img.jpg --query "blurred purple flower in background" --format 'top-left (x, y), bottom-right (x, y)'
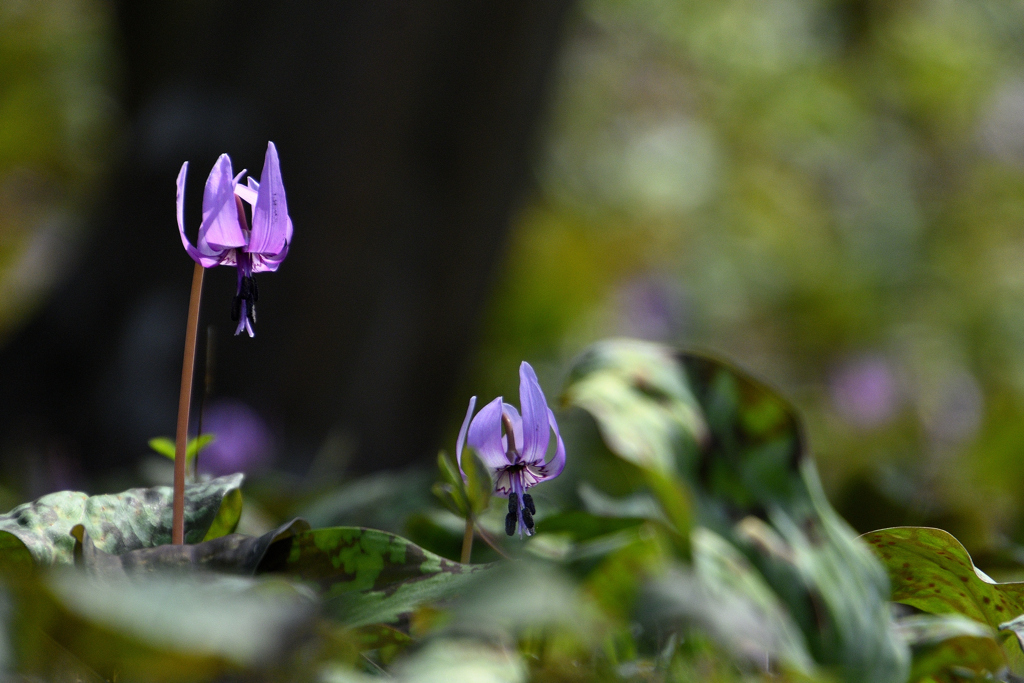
top-left (829, 355), bottom-right (901, 428)
top-left (457, 361), bottom-right (566, 537)
top-left (176, 141), bottom-right (292, 336)
top-left (199, 399), bottom-right (274, 476)
top-left (613, 275), bottom-right (686, 341)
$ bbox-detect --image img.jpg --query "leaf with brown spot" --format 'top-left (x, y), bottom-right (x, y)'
top-left (863, 526), bottom-right (1024, 672)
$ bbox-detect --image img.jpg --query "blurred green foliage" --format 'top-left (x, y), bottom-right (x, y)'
top-left (0, 0), bottom-right (119, 340)
top-left (473, 0), bottom-right (1024, 565)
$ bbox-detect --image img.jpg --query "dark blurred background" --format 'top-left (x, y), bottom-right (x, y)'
top-left (0, 1), bottom-right (573, 493)
top-left (6, 0), bottom-right (1024, 559)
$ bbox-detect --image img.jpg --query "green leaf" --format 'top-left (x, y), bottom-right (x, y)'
top-left (18, 570), bottom-right (314, 681)
top-left (564, 340), bottom-right (909, 682)
top-left (895, 614), bottom-right (1004, 682)
top-left (71, 519), bottom-right (310, 577)
top-left (432, 450), bottom-right (491, 520)
top-left (149, 434), bottom-right (216, 463)
top-left (148, 437), bottom-right (176, 459)
top-left (649, 528), bottom-right (816, 675)
top-left (258, 526), bottom-right (489, 627)
top-left (863, 526), bottom-right (1024, 672)
top-left (0, 473), bottom-right (244, 568)
top-left (564, 339), bottom-right (704, 474)
top-left (203, 487), bottom-right (243, 541)
top-left (433, 451), bottom-right (470, 517)
top-left (535, 511), bottom-right (645, 543)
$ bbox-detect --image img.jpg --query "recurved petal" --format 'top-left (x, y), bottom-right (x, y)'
top-left (177, 161), bottom-right (223, 267)
top-left (537, 408), bottom-right (566, 480)
top-left (455, 396), bottom-right (476, 481)
top-left (467, 396), bottom-right (513, 470)
top-left (200, 154), bottom-right (247, 252)
top-left (518, 361), bottom-right (551, 465)
top-left (250, 238), bottom-right (290, 273)
top-left (248, 141), bottom-right (290, 257)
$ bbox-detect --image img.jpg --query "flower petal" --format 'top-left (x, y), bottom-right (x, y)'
top-left (455, 396), bottom-right (476, 481)
top-left (248, 141), bottom-right (291, 257)
top-left (178, 161), bottom-right (226, 267)
top-left (518, 361), bottom-right (550, 465)
top-left (537, 408), bottom-right (566, 480)
top-left (467, 396), bottom-right (512, 470)
top-left (249, 225), bottom-right (291, 273)
top-left (200, 154), bottom-right (247, 252)
top-left (234, 181), bottom-right (257, 206)
top-left (494, 468), bottom-right (514, 495)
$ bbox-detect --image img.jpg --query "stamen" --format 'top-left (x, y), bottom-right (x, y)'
top-left (522, 508), bottom-right (535, 531)
top-left (523, 493), bottom-right (535, 515)
top-left (501, 412), bottom-right (517, 454)
top-left (231, 296), bottom-right (242, 321)
top-left (239, 277), bottom-right (251, 300)
top-left (504, 512), bottom-right (516, 536)
top-left (247, 299), bottom-right (257, 324)
top-left (250, 275), bottom-right (259, 303)
top-left (507, 493), bottom-right (519, 514)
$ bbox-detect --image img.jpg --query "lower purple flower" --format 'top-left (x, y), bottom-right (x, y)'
top-left (456, 361), bottom-right (566, 537)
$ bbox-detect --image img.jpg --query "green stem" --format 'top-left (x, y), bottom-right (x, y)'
top-left (460, 515), bottom-right (474, 564)
top-left (172, 263), bottom-right (205, 545)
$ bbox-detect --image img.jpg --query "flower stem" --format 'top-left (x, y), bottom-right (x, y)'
top-left (460, 515), bottom-right (474, 564)
top-left (172, 263), bottom-right (205, 545)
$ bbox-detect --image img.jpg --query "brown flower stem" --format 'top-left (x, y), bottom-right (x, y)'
top-left (460, 515), bottom-right (474, 564)
top-left (172, 263), bottom-right (205, 545)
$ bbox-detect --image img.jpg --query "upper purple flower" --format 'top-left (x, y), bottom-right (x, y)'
top-left (456, 361), bottom-right (566, 537)
top-left (176, 141), bottom-right (293, 336)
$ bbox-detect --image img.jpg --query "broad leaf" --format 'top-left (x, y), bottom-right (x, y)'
top-left (0, 474), bottom-right (244, 568)
top-left (895, 614), bottom-right (1003, 682)
top-left (259, 526), bottom-right (488, 627)
top-left (864, 526), bottom-right (1024, 672)
top-left (648, 528), bottom-right (816, 675)
top-left (71, 519), bottom-right (310, 577)
top-left (564, 339), bottom-right (704, 473)
top-left (564, 340), bottom-right (909, 682)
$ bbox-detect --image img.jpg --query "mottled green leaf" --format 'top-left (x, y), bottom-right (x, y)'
top-left (679, 352), bottom-right (805, 516)
top-left (564, 339), bottom-right (705, 473)
top-left (259, 526), bottom-right (489, 627)
top-left (71, 519), bottom-right (310, 577)
top-left (0, 473), bottom-right (244, 568)
top-left (864, 526), bottom-right (1024, 672)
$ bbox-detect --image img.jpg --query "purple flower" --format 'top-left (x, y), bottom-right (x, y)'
top-left (456, 361), bottom-right (566, 537)
top-left (176, 141), bottom-right (292, 336)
